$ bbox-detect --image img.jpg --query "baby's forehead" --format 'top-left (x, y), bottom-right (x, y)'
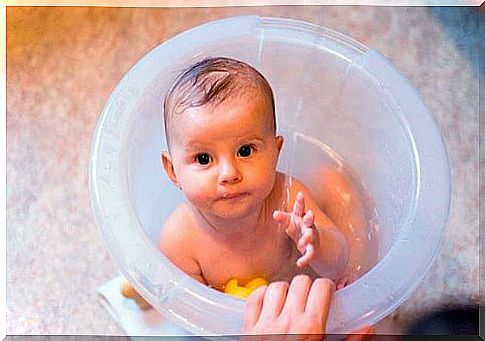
top-left (169, 90), bottom-right (273, 126)
top-left (165, 96), bottom-right (274, 153)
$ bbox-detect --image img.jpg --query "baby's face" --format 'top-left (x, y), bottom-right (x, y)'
top-left (162, 92), bottom-right (283, 220)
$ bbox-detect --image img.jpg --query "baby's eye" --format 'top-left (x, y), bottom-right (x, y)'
top-left (237, 145), bottom-right (254, 158)
top-left (195, 153), bottom-right (211, 165)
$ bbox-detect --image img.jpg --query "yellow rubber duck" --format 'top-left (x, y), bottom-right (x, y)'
top-left (224, 277), bottom-right (268, 299)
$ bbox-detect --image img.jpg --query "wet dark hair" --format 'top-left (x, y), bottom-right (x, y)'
top-left (163, 57), bottom-right (276, 149)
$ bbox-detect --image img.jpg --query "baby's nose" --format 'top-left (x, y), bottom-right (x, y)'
top-left (218, 159), bottom-right (242, 184)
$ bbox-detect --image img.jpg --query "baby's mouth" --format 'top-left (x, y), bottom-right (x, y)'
top-left (218, 192), bottom-right (248, 201)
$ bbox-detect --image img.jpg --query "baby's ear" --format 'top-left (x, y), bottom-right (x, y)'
top-left (276, 135), bottom-right (284, 153)
top-left (161, 151), bottom-right (178, 186)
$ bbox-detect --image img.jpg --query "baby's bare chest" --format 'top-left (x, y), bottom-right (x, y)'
top-left (196, 228), bottom-right (298, 290)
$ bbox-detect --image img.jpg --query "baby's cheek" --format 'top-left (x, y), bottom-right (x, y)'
top-left (250, 164), bottom-right (276, 196)
top-left (181, 176), bottom-right (213, 205)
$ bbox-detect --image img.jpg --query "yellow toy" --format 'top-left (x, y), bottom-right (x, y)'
top-left (224, 277), bottom-right (268, 299)
top-left (121, 279), bottom-right (152, 310)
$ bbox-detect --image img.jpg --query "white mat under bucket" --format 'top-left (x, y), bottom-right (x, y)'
top-left (97, 276), bottom-right (193, 338)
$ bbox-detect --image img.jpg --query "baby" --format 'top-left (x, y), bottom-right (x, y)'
top-left (157, 57), bottom-right (373, 292)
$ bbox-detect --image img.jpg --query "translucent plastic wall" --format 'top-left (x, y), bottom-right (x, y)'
top-left (90, 16), bottom-right (451, 334)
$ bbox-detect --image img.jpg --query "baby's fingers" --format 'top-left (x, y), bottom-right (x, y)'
top-left (303, 209), bottom-right (315, 227)
top-left (293, 191), bottom-right (306, 217)
top-left (298, 227), bottom-right (314, 250)
top-left (273, 210), bottom-right (291, 225)
top-left (297, 244), bottom-right (314, 268)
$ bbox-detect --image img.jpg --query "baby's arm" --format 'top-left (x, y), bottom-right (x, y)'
top-left (274, 179), bottom-right (349, 281)
top-left (159, 204), bottom-right (207, 285)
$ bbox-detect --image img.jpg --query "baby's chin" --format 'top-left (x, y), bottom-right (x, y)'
top-left (212, 199), bottom-right (256, 219)
top-left (206, 195), bottom-right (264, 219)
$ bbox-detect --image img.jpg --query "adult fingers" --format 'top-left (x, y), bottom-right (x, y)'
top-left (242, 285), bottom-right (267, 331)
top-left (281, 275), bottom-right (312, 315)
top-left (344, 326), bottom-right (375, 341)
top-left (259, 281), bottom-right (289, 321)
top-left (305, 278), bottom-right (335, 332)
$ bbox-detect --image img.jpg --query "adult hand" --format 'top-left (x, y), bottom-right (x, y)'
top-left (242, 275), bottom-right (374, 340)
top-left (344, 326), bottom-right (375, 341)
top-left (242, 275), bottom-right (334, 338)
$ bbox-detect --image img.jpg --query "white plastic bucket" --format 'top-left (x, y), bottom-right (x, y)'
top-left (89, 16), bottom-right (451, 334)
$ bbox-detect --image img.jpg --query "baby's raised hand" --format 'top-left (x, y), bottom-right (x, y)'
top-left (273, 191), bottom-right (316, 268)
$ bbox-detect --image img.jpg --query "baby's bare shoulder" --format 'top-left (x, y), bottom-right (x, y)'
top-left (159, 203), bottom-right (207, 284)
top-left (160, 203), bottom-right (198, 247)
top-left (275, 171), bottom-right (310, 201)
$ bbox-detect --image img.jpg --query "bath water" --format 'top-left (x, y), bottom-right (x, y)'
top-left (279, 131), bottom-right (380, 285)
